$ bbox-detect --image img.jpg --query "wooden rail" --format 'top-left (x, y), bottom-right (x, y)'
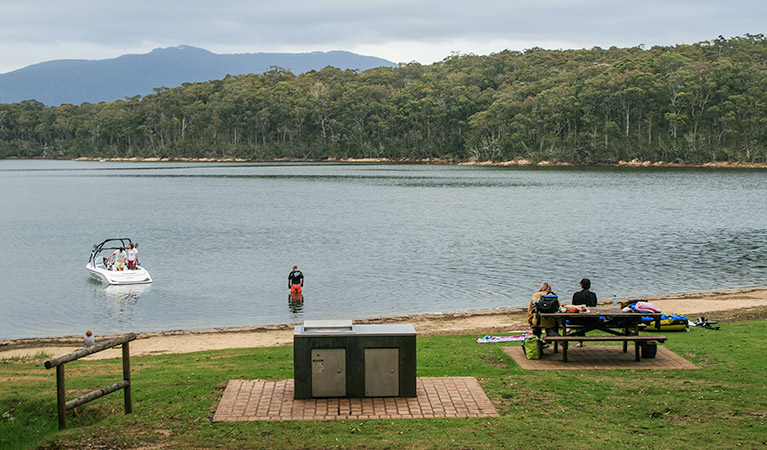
top-left (43, 333), bottom-right (136, 429)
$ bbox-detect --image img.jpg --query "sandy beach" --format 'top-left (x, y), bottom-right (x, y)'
top-left (2, 286), bottom-right (766, 361)
top-left (65, 155), bottom-right (767, 168)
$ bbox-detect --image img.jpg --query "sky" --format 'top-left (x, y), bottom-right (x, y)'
top-left (1, 0), bottom-right (764, 74)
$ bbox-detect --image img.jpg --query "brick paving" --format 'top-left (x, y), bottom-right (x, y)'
top-left (504, 344), bottom-right (698, 370)
top-left (213, 377), bottom-right (499, 422)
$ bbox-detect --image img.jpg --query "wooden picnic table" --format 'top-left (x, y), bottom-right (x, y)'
top-left (540, 309), bottom-right (666, 362)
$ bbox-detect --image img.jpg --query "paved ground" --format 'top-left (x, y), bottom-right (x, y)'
top-left (504, 344), bottom-right (698, 370)
top-left (213, 377), bottom-right (499, 422)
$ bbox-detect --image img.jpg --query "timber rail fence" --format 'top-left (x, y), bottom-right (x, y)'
top-left (43, 333), bottom-right (136, 429)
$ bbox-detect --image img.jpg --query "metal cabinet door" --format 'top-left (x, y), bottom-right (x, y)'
top-left (311, 348), bottom-right (346, 397)
top-left (364, 348), bottom-right (399, 397)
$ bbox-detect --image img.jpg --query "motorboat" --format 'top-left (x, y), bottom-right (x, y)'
top-left (86, 238), bottom-right (153, 285)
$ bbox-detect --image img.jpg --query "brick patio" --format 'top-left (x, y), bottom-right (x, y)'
top-left (213, 377), bottom-right (499, 422)
top-left (504, 344), bottom-right (698, 370)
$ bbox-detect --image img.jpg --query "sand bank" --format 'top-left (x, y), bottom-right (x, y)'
top-left (2, 286), bottom-right (766, 361)
top-left (57, 156), bottom-right (767, 169)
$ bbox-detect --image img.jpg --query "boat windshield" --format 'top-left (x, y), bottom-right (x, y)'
top-left (89, 238), bottom-right (135, 263)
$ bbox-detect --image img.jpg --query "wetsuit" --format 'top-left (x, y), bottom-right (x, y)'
top-left (289, 270), bottom-right (304, 298)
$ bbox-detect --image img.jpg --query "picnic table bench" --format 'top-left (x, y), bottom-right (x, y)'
top-left (543, 335), bottom-right (667, 362)
top-left (540, 309), bottom-right (667, 362)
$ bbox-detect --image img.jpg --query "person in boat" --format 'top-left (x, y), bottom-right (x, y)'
top-left (112, 247), bottom-right (127, 271)
top-left (109, 249), bottom-right (119, 269)
top-left (288, 265), bottom-right (304, 301)
top-left (527, 282), bottom-right (560, 346)
top-left (101, 257), bottom-right (112, 270)
top-left (126, 243), bottom-right (138, 270)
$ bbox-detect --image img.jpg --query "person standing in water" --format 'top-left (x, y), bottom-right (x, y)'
top-left (288, 265), bottom-right (304, 301)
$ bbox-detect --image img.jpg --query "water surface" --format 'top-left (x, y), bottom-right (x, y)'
top-left (1, 160), bottom-right (765, 339)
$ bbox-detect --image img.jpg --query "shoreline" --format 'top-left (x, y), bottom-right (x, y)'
top-left (2, 286), bottom-right (767, 361)
top-left (6, 156), bottom-right (767, 169)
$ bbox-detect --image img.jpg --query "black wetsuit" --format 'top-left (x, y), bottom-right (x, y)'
top-left (288, 270), bottom-right (304, 288)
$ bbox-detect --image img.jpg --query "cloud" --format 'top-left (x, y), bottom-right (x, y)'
top-left (0, 0), bottom-right (764, 73)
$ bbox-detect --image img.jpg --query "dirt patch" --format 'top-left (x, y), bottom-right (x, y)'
top-left (479, 355), bottom-right (509, 369)
top-left (711, 307), bottom-right (767, 322)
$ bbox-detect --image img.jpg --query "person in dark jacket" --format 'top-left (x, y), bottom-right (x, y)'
top-left (571, 278), bottom-right (597, 347)
top-left (572, 278), bottom-right (597, 307)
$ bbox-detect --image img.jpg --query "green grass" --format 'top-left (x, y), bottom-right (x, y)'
top-left (0, 352), bottom-right (52, 364)
top-left (2, 319), bottom-right (766, 449)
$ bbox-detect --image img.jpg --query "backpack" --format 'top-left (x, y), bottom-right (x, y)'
top-left (535, 294), bottom-right (560, 314)
top-left (523, 335), bottom-right (542, 360)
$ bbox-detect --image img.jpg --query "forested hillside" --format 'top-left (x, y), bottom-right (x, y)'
top-left (1, 35), bottom-right (765, 164)
top-left (0, 46), bottom-right (396, 106)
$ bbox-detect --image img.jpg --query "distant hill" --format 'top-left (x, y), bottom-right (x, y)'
top-left (0, 45), bottom-right (397, 106)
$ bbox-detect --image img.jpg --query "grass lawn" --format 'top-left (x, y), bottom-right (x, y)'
top-left (1, 314), bottom-right (766, 449)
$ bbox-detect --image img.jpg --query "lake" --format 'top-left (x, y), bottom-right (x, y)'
top-left (1, 160), bottom-right (765, 339)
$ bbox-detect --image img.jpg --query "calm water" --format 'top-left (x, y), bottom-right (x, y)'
top-left (1, 160), bottom-right (765, 339)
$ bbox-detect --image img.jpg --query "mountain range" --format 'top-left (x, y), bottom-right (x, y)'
top-left (0, 45), bottom-right (397, 106)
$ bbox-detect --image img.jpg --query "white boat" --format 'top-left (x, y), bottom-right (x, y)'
top-left (86, 238), bottom-right (153, 285)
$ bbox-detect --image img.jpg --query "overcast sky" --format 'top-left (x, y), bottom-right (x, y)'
top-left (1, 0), bottom-right (764, 74)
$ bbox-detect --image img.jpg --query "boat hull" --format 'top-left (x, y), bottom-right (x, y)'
top-left (86, 263), bottom-right (153, 285)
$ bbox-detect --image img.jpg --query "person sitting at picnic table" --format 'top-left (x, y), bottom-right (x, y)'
top-left (527, 282), bottom-right (560, 347)
top-left (572, 277), bottom-right (597, 307)
top-left (571, 278), bottom-right (598, 347)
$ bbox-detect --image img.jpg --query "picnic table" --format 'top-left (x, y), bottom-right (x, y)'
top-left (540, 309), bottom-right (667, 362)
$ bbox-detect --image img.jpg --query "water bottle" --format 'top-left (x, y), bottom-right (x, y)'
top-left (612, 294), bottom-right (618, 308)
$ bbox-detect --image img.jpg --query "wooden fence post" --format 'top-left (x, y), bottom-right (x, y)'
top-left (123, 342), bottom-right (132, 414)
top-left (56, 365), bottom-right (66, 430)
top-left (44, 333), bottom-right (136, 430)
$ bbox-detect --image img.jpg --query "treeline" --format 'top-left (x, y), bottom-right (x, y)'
top-left (1, 35), bottom-right (766, 163)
